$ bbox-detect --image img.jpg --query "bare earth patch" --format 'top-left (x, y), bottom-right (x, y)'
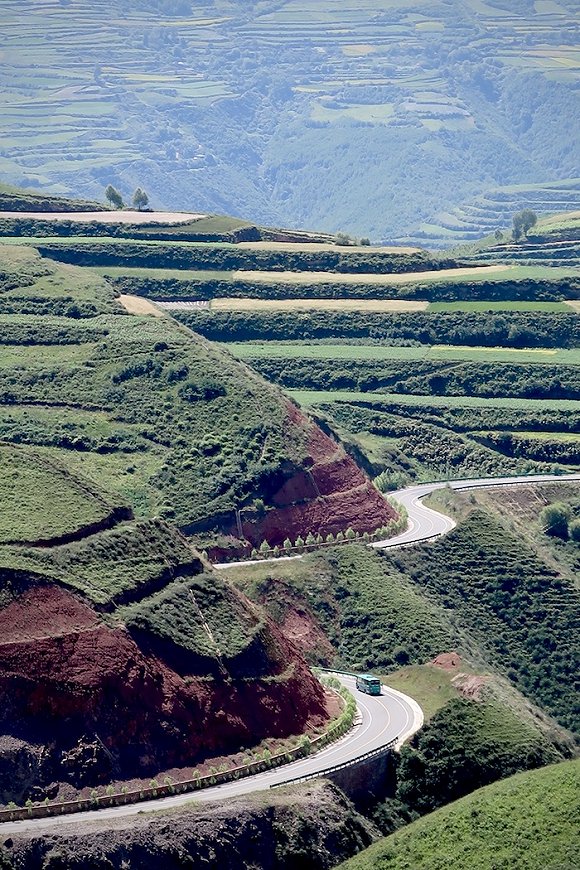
top-left (118, 294), bottom-right (165, 316)
top-left (234, 264), bottom-right (511, 284)
top-left (0, 210), bottom-right (205, 224)
top-left (565, 300), bottom-right (580, 311)
top-left (211, 298), bottom-right (429, 312)
top-left (452, 673), bottom-right (488, 700)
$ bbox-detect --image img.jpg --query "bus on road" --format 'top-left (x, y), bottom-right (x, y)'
top-left (356, 674), bottom-right (381, 695)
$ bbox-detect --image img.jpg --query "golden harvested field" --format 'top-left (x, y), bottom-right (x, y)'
top-left (565, 300), bottom-right (580, 311)
top-left (118, 294), bottom-right (165, 316)
top-left (233, 265), bottom-right (511, 285)
top-left (210, 298), bottom-right (428, 312)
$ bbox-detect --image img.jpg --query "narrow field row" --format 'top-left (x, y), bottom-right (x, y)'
top-left (224, 343), bottom-right (580, 366)
top-left (289, 390), bottom-right (580, 412)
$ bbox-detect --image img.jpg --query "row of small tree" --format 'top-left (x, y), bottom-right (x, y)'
top-left (250, 519), bottom-right (407, 559)
top-left (105, 184), bottom-right (149, 211)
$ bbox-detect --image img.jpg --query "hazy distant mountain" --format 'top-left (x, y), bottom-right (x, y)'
top-left (1, 0), bottom-right (578, 242)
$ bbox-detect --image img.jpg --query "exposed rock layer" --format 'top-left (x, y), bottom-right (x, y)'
top-left (2, 781), bottom-right (377, 870)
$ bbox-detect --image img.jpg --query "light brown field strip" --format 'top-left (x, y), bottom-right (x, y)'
top-left (118, 294), bottom-right (165, 316)
top-left (237, 241), bottom-right (422, 254)
top-left (233, 265), bottom-right (511, 285)
top-left (210, 298), bottom-right (428, 312)
top-left (0, 211), bottom-right (205, 224)
top-left (565, 300), bottom-right (580, 311)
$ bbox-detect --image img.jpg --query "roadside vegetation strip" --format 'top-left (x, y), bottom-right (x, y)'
top-left (239, 509), bottom-right (408, 564)
top-left (0, 678), bottom-right (356, 825)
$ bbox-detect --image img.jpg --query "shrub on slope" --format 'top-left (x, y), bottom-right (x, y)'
top-left (395, 698), bottom-right (559, 814)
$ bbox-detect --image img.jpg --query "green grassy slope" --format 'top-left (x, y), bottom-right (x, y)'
top-left (0, 245), bottom-right (315, 533)
top-left (339, 759), bottom-right (580, 870)
top-left (228, 545), bottom-right (458, 671)
top-left (391, 512), bottom-right (580, 734)
top-left (0, 444), bottom-right (130, 546)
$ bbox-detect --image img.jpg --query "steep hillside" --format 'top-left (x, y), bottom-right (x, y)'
top-left (0, 239), bottom-right (406, 803)
top-left (0, 524), bottom-right (328, 803)
top-left (1, 1), bottom-right (578, 241)
top-left (339, 759), bottom-right (580, 870)
top-left (0, 244), bottom-right (395, 553)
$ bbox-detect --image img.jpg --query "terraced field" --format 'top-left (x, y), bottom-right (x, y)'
top-left (1, 0), bottom-right (578, 241)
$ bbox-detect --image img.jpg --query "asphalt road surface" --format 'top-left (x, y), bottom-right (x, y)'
top-left (0, 674), bottom-right (422, 835)
top-left (372, 472), bottom-right (580, 549)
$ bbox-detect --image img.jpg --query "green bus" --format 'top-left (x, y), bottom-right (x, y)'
top-left (356, 674), bottom-right (381, 696)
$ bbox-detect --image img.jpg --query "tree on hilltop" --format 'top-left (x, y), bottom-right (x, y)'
top-left (512, 209), bottom-right (537, 242)
top-left (105, 184), bottom-right (124, 209)
top-left (132, 188), bottom-right (149, 211)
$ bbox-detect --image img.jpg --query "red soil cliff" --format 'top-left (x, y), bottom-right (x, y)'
top-left (0, 583), bottom-right (327, 803)
top-left (240, 403), bottom-right (397, 546)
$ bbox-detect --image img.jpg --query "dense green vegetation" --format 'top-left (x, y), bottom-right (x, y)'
top-left (37, 240), bottom-right (440, 274)
top-left (313, 400), bottom-right (554, 482)
top-left (390, 513), bottom-right (580, 734)
top-left (340, 759), bottom-right (580, 870)
top-left (396, 699), bottom-right (559, 814)
top-left (173, 308), bottom-right (580, 348)
top-left (0, 519), bottom-right (202, 607)
top-left (101, 270), bottom-right (580, 304)
top-left (243, 356), bottom-right (580, 400)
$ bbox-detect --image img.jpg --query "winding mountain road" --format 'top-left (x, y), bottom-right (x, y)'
top-left (0, 675), bottom-right (422, 835)
top-left (372, 472), bottom-right (580, 549)
top-left (2, 472), bottom-right (578, 835)
top-left (216, 472), bottom-right (580, 569)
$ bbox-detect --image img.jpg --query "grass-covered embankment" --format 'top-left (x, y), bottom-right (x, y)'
top-left (339, 760), bottom-right (580, 870)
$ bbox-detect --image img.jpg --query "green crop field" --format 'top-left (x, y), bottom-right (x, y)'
top-left (234, 265), bottom-right (521, 285)
top-left (429, 300), bottom-right (572, 312)
top-left (91, 267), bottom-right (235, 282)
top-left (226, 343), bottom-right (580, 366)
top-left (290, 390), bottom-right (580, 412)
